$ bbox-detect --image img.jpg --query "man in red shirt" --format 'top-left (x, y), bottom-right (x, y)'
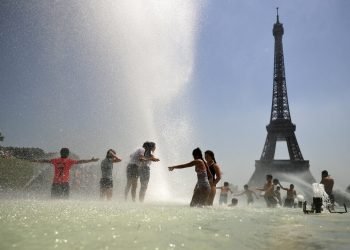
top-left (33, 148), bottom-right (99, 198)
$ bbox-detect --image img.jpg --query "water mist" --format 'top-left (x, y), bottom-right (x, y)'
top-left (35, 1), bottom-right (203, 201)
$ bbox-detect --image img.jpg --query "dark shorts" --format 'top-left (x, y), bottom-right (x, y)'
top-left (265, 195), bottom-right (278, 207)
top-left (139, 166), bottom-right (150, 185)
top-left (127, 164), bottom-right (139, 179)
top-left (284, 198), bottom-right (295, 207)
top-left (51, 182), bottom-right (70, 199)
top-left (100, 178), bottom-right (113, 189)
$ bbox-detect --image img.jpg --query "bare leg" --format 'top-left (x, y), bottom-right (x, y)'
top-left (206, 185), bottom-right (216, 205)
top-left (124, 178), bottom-right (132, 200)
top-left (106, 188), bottom-right (113, 201)
top-left (139, 168), bottom-right (150, 202)
top-left (139, 181), bottom-right (148, 202)
top-left (100, 188), bottom-right (105, 200)
top-left (131, 178), bottom-right (138, 202)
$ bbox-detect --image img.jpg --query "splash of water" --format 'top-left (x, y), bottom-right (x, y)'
top-left (35, 1), bottom-right (203, 201)
top-left (277, 173), bottom-right (315, 200)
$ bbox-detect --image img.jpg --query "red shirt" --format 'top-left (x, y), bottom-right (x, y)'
top-left (50, 158), bottom-right (78, 184)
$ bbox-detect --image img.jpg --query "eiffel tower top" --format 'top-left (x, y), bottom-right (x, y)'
top-left (273, 7), bottom-right (283, 34)
top-left (270, 7), bottom-right (291, 122)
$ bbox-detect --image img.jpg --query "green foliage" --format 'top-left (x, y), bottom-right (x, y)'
top-left (0, 159), bottom-right (37, 189)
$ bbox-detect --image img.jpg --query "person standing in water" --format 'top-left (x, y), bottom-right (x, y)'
top-left (124, 142), bottom-right (159, 202)
top-left (168, 148), bottom-right (212, 207)
top-left (234, 184), bottom-right (259, 205)
top-left (100, 149), bottom-right (122, 201)
top-left (138, 142), bottom-right (159, 202)
top-left (31, 148), bottom-right (99, 199)
top-left (204, 150), bottom-right (222, 205)
top-left (278, 182), bottom-right (297, 207)
top-left (274, 186), bottom-right (282, 206)
top-left (256, 174), bottom-right (277, 208)
top-left (320, 170), bottom-right (335, 208)
top-left (273, 178), bottom-right (282, 206)
top-left (216, 182), bottom-right (233, 205)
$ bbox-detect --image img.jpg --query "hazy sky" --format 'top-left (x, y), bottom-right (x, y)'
top-left (1, 1), bottom-right (350, 189)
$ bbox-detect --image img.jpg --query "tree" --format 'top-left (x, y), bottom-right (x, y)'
top-left (0, 132), bottom-right (4, 142)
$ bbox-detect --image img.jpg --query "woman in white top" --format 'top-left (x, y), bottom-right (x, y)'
top-left (124, 142), bottom-right (159, 202)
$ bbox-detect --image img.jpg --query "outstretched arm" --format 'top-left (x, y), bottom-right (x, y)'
top-left (76, 157), bottom-right (99, 164)
top-left (30, 159), bottom-right (51, 164)
top-left (276, 180), bottom-right (286, 190)
top-left (140, 155), bottom-right (159, 162)
top-left (233, 191), bottom-right (245, 196)
top-left (168, 161), bottom-right (196, 171)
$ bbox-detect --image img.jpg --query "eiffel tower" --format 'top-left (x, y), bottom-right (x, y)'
top-left (248, 9), bottom-right (316, 188)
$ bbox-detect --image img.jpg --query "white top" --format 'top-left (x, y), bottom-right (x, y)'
top-left (129, 148), bottom-right (152, 168)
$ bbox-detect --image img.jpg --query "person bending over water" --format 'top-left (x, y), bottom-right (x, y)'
top-left (124, 142), bottom-right (159, 202)
top-left (234, 184), bottom-right (259, 205)
top-left (31, 148), bottom-right (99, 199)
top-left (204, 150), bottom-right (222, 205)
top-left (168, 148), bottom-right (212, 207)
top-left (100, 149), bottom-right (122, 201)
top-left (217, 182), bottom-right (233, 205)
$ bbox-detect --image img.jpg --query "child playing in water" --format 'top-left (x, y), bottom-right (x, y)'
top-left (228, 198), bottom-right (238, 207)
top-left (216, 182), bottom-right (233, 205)
top-left (234, 184), bottom-right (259, 205)
top-left (100, 149), bottom-right (122, 201)
top-left (256, 174), bottom-right (278, 208)
top-left (275, 186), bottom-right (282, 206)
top-left (279, 182), bottom-right (297, 207)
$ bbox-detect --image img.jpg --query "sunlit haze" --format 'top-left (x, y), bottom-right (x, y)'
top-left (1, 0), bottom-right (350, 192)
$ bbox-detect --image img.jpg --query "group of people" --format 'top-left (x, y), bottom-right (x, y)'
top-left (32, 142), bottom-right (159, 201)
top-left (255, 171), bottom-right (335, 209)
top-left (31, 144), bottom-right (336, 208)
top-left (256, 175), bottom-right (298, 208)
top-left (168, 148), bottom-right (222, 207)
